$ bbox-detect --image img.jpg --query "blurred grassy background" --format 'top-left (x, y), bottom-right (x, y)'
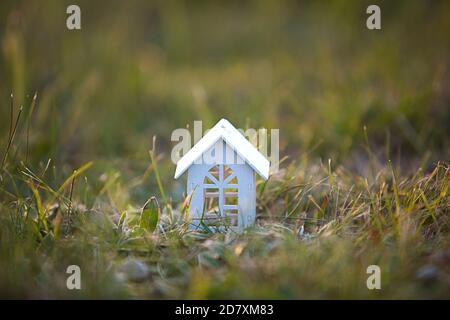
top-left (0, 0), bottom-right (449, 299)
top-left (1, 0), bottom-right (449, 169)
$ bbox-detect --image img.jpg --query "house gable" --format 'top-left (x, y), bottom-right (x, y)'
top-left (174, 119), bottom-right (270, 180)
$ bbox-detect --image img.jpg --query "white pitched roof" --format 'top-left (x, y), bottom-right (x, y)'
top-left (174, 119), bottom-right (270, 180)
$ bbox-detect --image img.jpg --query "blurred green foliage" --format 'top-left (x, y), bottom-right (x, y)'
top-left (0, 0), bottom-right (449, 299)
top-left (1, 0), bottom-right (449, 166)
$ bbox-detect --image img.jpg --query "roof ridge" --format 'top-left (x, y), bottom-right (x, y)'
top-left (174, 119), bottom-right (270, 180)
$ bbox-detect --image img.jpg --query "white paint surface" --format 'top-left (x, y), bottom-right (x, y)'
top-left (174, 119), bottom-right (270, 180)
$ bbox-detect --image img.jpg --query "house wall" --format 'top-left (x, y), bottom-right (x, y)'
top-left (186, 139), bottom-right (256, 231)
top-left (187, 164), bottom-right (210, 223)
top-left (232, 164), bottom-right (256, 230)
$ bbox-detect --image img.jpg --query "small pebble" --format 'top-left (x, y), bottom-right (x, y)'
top-left (416, 265), bottom-right (439, 283)
top-left (121, 258), bottom-right (150, 282)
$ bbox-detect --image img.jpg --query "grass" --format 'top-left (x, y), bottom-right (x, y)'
top-left (0, 0), bottom-right (449, 299)
top-left (0, 119), bottom-right (448, 298)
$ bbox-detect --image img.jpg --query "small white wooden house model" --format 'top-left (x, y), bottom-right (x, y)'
top-left (174, 119), bottom-right (270, 231)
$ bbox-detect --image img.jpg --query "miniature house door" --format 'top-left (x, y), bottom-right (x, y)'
top-left (203, 164), bottom-right (239, 227)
